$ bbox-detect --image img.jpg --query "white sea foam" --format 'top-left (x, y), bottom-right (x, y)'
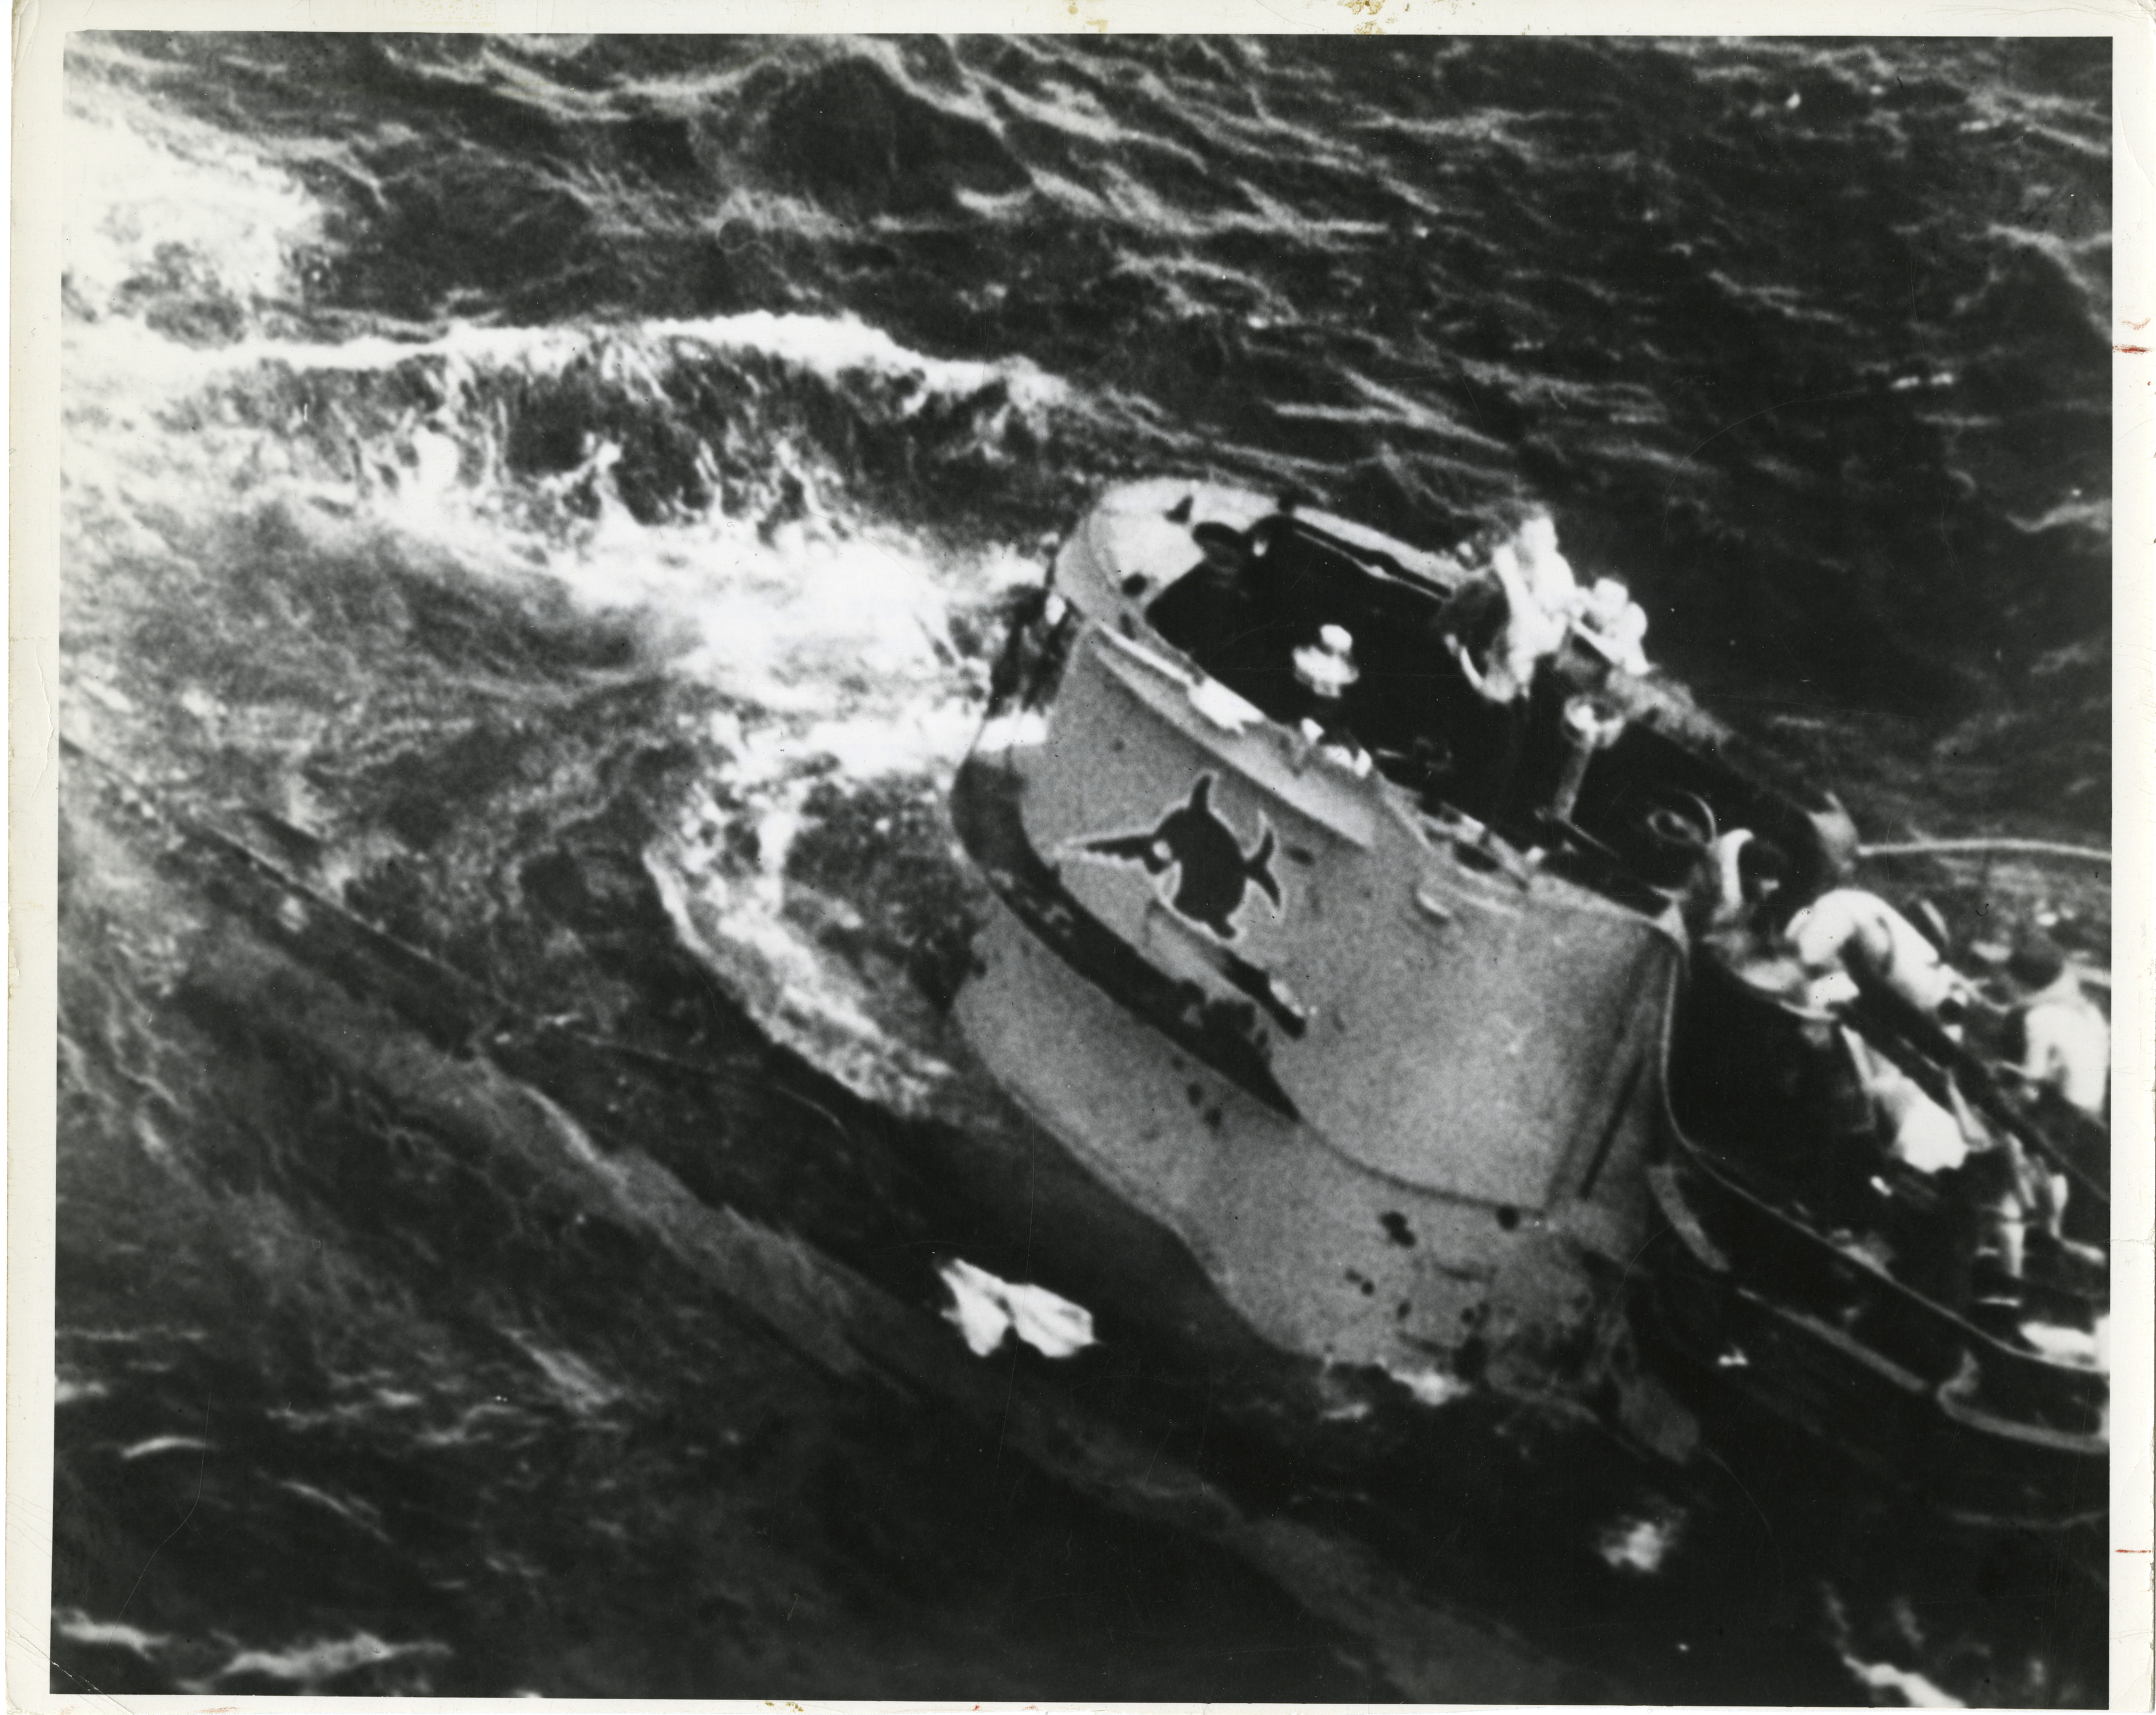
top-left (62, 48), bottom-right (1062, 1187)
top-left (67, 181), bottom-right (1046, 1120)
top-left (63, 66), bottom-right (320, 323)
top-left (275, 1478), bottom-right (393, 1543)
top-left (117, 1433), bottom-right (213, 1461)
top-left (210, 1629), bottom-right (450, 1687)
top-left (1839, 1654), bottom-right (1965, 1708)
top-left (644, 842), bottom-right (956, 1117)
top-left (69, 304), bottom-right (1067, 420)
top-left (507, 1331), bottom-right (625, 1416)
top-left (52, 1608), bottom-right (170, 1658)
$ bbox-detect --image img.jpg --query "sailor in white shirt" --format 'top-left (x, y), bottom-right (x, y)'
top-left (1783, 886), bottom-right (1972, 1021)
top-left (2006, 934), bottom-right (2109, 1120)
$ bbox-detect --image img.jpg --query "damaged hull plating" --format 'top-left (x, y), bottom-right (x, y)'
top-left (952, 480), bottom-right (1679, 1402)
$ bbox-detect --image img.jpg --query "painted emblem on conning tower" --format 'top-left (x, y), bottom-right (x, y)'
top-left (1071, 775), bottom-right (1282, 940)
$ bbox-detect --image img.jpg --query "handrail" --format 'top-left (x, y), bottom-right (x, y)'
top-left (1858, 838), bottom-right (2110, 865)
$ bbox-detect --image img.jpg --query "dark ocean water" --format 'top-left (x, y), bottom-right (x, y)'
top-left (53, 32), bottom-right (2110, 1704)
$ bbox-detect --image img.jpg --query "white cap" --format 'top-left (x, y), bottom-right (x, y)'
top-left (1293, 625), bottom-right (1360, 698)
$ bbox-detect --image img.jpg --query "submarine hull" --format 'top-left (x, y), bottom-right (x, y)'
top-left (956, 875), bottom-right (1650, 1400)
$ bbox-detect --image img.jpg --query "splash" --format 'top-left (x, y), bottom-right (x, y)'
top-left (62, 71), bottom-right (1068, 1124)
top-left (63, 47), bottom-right (320, 334)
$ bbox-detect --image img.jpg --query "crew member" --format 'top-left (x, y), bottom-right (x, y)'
top-left (1537, 692), bottom-right (1621, 823)
top-left (1783, 886), bottom-right (1973, 1023)
top-left (1693, 830), bottom-right (1791, 951)
top-left (2005, 932), bottom-right (2109, 1121)
top-left (1290, 624), bottom-right (1370, 772)
top-left (1576, 575), bottom-right (1651, 677)
top-left (1147, 522), bottom-right (1252, 671)
top-left (1842, 1031), bottom-right (1975, 1176)
top-left (1996, 931), bottom-right (2109, 1252)
top-left (1424, 520), bottom-right (1571, 820)
top-left (1837, 1027), bottom-right (2043, 1315)
top-left (1434, 569), bottom-right (1518, 703)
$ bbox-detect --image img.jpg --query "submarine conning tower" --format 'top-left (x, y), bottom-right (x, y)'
top-left (949, 480), bottom-right (1823, 1393)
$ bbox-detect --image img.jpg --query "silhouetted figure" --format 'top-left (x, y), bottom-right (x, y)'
top-left (1147, 521), bottom-right (1298, 700)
